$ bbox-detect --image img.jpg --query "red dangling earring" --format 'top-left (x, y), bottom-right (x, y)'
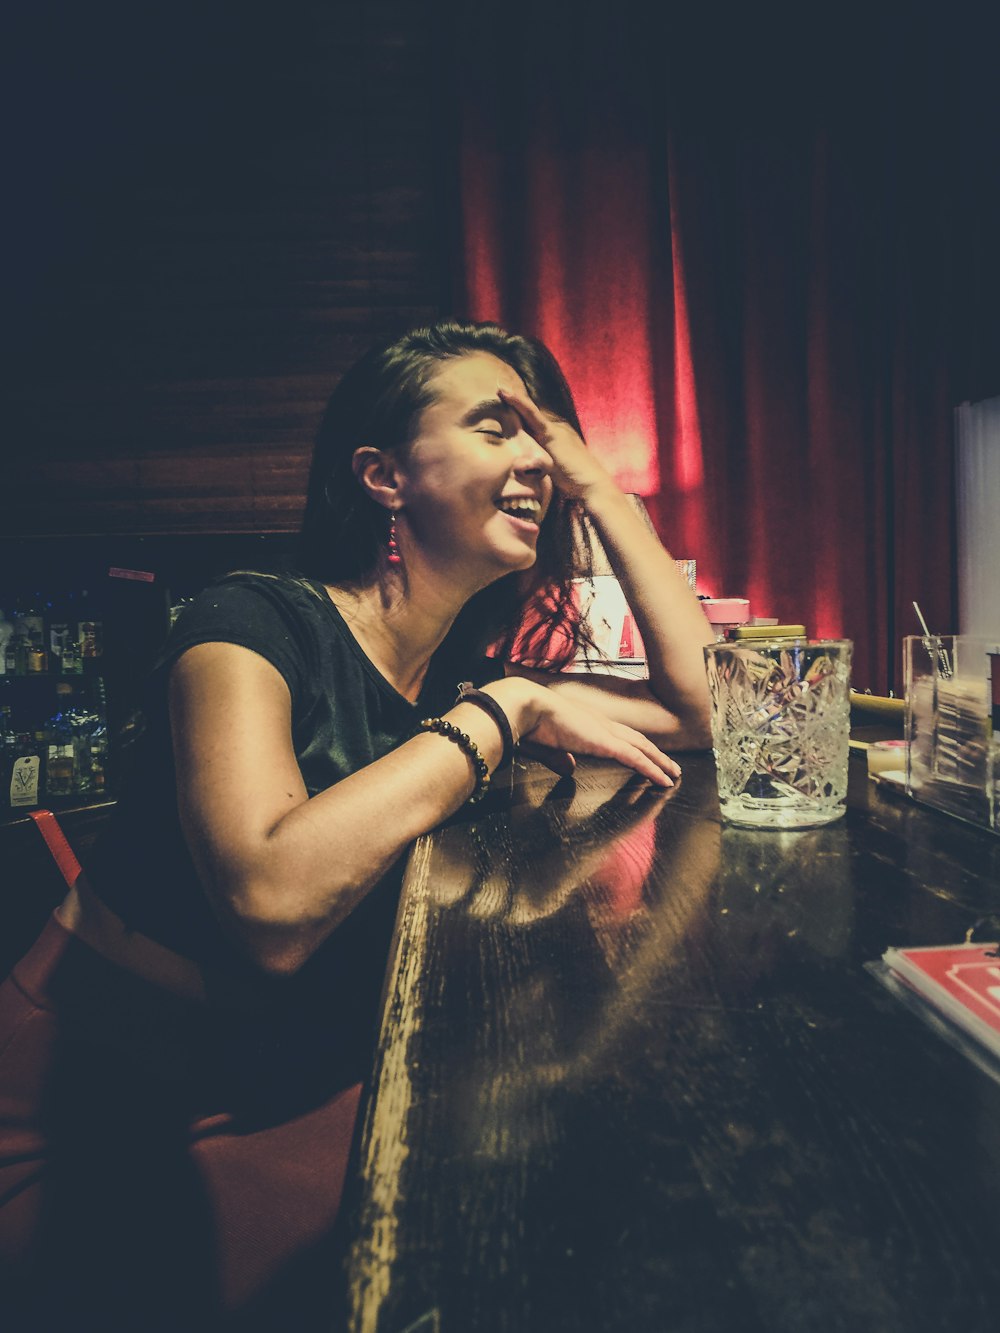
top-left (387, 511), bottom-right (402, 566)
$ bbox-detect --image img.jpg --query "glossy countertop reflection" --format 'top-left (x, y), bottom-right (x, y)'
top-left (346, 754), bottom-right (1000, 1333)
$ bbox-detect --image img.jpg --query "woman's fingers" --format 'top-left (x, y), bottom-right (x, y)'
top-left (613, 723), bottom-right (682, 779)
top-left (521, 734), bottom-right (669, 787)
top-left (498, 385), bottom-right (605, 499)
top-left (586, 717), bottom-right (679, 786)
top-left (525, 696), bottom-right (681, 788)
top-left (510, 679), bottom-right (681, 788)
top-left (611, 741), bottom-right (676, 787)
top-left (496, 385), bottom-right (552, 442)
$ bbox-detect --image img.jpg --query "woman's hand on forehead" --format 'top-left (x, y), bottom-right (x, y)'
top-left (497, 385), bottom-right (612, 501)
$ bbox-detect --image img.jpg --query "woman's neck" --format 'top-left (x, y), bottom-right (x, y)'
top-left (325, 568), bottom-right (470, 703)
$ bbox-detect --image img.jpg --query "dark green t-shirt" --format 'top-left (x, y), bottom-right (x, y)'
top-left (87, 571), bottom-right (499, 1063)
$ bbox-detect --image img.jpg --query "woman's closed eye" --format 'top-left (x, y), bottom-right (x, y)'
top-left (462, 397), bottom-right (521, 442)
top-left (476, 422), bottom-right (510, 441)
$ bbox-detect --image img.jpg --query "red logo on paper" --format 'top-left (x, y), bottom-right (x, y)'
top-left (893, 944), bottom-right (1000, 1039)
top-left (947, 963), bottom-right (1000, 1020)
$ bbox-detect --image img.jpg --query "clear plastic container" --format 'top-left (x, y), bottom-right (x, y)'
top-left (904, 635), bottom-right (999, 834)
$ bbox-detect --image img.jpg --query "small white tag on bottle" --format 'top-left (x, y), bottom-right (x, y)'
top-left (10, 755), bottom-right (40, 808)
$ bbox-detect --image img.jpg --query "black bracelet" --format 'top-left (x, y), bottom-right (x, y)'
top-left (455, 683), bottom-right (515, 770)
top-left (418, 717), bottom-right (491, 803)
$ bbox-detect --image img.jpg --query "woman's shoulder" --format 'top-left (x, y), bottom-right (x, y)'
top-left (161, 569), bottom-right (339, 685)
top-left (198, 566), bottom-right (326, 606)
top-left (178, 568), bottom-right (333, 626)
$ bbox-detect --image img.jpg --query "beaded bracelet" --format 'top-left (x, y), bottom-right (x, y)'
top-left (455, 682), bottom-right (515, 770)
top-left (418, 717), bottom-right (491, 804)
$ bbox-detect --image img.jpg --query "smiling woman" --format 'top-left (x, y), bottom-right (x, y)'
top-left (0, 319), bottom-right (712, 1327)
top-left (298, 323), bottom-right (588, 672)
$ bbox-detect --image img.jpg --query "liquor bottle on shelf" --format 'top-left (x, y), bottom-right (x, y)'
top-left (7, 731), bottom-right (43, 810)
top-left (61, 638), bottom-right (82, 674)
top-left (69, 709), bottom-right (94, 796)
top-left (44, 711), bottom-right (75, 798)
top-left (42, 682), bottom-right (102, 801)
top-left (0, 611), bottom-right (13, 677)
top-left (1, 729), bottom-right (16, 808)
top-left (4, 597), bottom-right (28, 676)
top-left (77, 589), bottom-right (104, 669)
top-left (18, 595), bottom-right (48, 674)
top-left (4, 633), bottom-right (24, 677)
top-left (48, 592), bottom-right (71, 675)
top-left (86, 712), bottom-right (109, 796)
top-left (54, 590), bottom-right (83, 675)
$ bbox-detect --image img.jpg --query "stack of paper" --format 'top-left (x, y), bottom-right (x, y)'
top-left (872, 941), bottom-right (1000, 1080)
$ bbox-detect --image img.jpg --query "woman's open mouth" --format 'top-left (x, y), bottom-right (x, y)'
top-left (495, 497), bottom-right (543, 531)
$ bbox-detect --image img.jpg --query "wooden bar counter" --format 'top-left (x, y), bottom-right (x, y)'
top-left (345, 752), bottom-right (1000, 1333)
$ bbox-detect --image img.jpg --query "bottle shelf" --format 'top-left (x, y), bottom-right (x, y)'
top-left (1, 670), bottom-right (103, 681)
top-left (1, 792), bottom-right (117, 829)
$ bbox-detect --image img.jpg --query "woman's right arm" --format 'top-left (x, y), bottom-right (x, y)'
top-left (169, 643), bottom-right (678, 976)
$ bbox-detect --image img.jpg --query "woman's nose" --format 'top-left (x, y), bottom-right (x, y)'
top-left (510, 430), bottom-right (553, 475)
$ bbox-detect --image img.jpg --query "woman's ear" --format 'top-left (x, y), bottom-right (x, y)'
top-left (351, 446), bottom-right (404, 511)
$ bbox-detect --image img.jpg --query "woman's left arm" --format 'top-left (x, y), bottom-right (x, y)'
top-left (499, 387), bottom-right (715, 751)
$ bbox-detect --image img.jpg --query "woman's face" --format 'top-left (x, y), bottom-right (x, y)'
top-left (395, 351), bottom-right (555, 583)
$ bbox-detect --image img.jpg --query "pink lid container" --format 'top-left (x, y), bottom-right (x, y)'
top-left (701, 598), bottom-right (750, 625)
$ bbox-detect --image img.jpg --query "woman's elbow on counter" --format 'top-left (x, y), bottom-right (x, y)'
top-left (214, 876), bottom-right (337, 977)
top-left (682, 710), bottom-right (714, 752)
top-left (242, 932), bottom-right (317, 979)
top-left (646, 693), bottom-right (714, 753)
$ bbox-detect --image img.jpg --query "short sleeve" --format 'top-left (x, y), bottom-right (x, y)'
top-left (159, 574), bottom-right (314, 706)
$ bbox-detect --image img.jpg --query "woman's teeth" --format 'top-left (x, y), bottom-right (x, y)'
top-left (497, 498), bottom-right (542, 522)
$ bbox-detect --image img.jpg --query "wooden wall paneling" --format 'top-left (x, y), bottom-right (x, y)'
top-left (6, 0), bottom-right (449, 539)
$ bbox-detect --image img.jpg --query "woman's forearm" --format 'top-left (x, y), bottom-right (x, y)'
top-left (174, 653), bottom-right (677, 976)
top-left (493, 384), bottom-right (714, 748)
top-left (186, 688), bottom-right (527, 976)
top-left (580, 480), bottom-right (714, 744)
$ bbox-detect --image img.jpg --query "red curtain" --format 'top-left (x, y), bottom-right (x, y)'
top-left (446, 4), bottom-right (1000, 695)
